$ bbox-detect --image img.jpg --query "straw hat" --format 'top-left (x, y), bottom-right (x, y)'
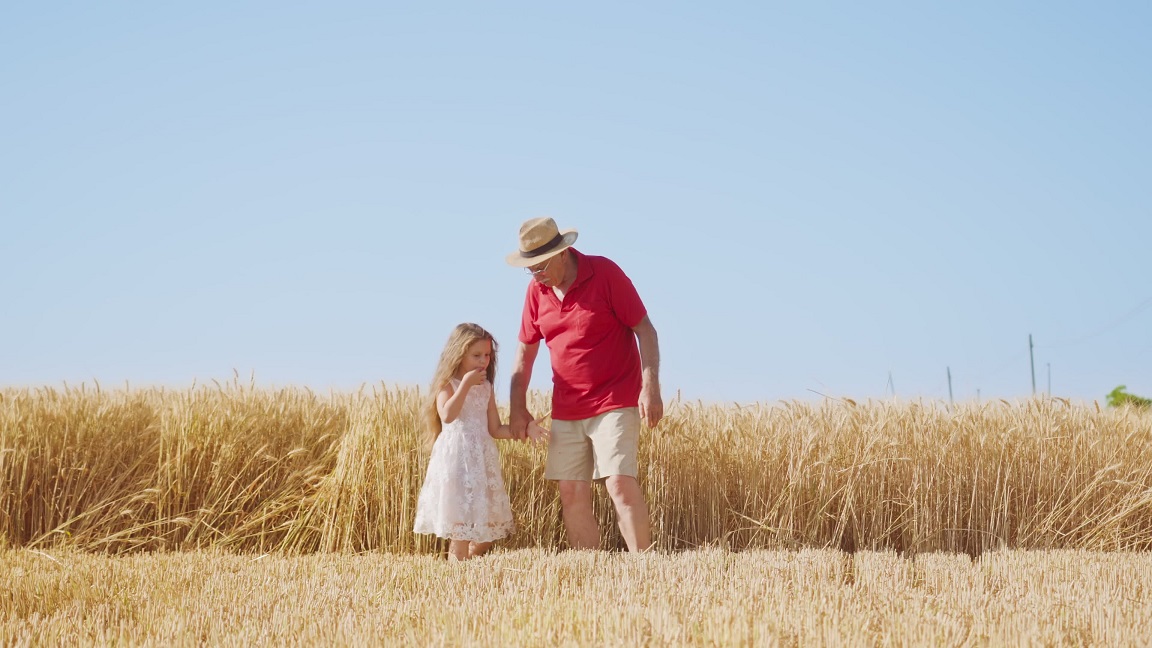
top-left (505, 217), bottom-right (579, 267)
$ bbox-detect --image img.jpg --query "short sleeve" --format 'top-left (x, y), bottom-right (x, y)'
top-left (603, 259), bottom-right (647, 328)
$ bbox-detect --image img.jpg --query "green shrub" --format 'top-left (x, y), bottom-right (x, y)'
top-left (1107, 385), bottom-right (1152, 409)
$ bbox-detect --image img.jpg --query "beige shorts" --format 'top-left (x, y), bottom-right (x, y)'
top-left (544, 407), bottom-right (640, 482)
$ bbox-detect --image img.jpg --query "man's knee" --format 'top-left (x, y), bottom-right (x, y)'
top-left (557, 480), bottom-right (592, 507)
top-left (604, 475), bottom-right (645, 507)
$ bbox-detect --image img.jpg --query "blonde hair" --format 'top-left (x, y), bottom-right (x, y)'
top-left (424, 323), bottom-right (498, 444)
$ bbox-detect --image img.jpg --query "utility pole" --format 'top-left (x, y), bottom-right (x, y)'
top-left (1029, 334), bottom-right (1036, 396)
top-left (947, 366), bottom-right (954, 407)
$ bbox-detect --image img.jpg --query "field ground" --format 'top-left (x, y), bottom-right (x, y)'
top-left (4, 547), bottom-right (1152, 646)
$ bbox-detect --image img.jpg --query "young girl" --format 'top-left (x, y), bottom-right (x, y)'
top-left (413, 322), bottom-right (546, 560)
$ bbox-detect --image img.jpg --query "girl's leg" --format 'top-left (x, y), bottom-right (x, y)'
top-left (447, 539), bottom-right (471, 561)
top-left (468, 541), bottom-right (493, 558)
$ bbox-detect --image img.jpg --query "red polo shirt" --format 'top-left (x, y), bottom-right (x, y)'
top-left (519, 248), bottom-right (647, 420)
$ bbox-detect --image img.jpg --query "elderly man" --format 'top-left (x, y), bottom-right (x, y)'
top-left (506, 217), bottom-right (663, 552)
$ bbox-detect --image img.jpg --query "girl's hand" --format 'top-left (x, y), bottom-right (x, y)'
top-left (461, 368), bottom-right (487, 388)
top-left (525, 420), bottom-right (550, 444)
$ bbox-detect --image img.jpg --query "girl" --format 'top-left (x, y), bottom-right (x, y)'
top-left (413, 322), bottom-right (547, 560)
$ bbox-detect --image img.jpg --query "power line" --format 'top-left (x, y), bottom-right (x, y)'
top-left (1039, 294), bottom-right (1152, 349)
top-left (874, 294), bottom-right (1152, 400)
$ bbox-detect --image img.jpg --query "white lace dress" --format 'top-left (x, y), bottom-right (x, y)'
top-left (414, 379), bottom-right (515, 543)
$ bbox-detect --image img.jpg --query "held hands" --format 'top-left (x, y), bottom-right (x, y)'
top-left (509, 408), bottom-right (532, 441)
top-left (510, 408), bottom-right (550, 444)
top-left (524, 419), bottom-right (550, 445)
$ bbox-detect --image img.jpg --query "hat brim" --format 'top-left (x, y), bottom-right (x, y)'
top-left (505, 230), bottom-right (578, 267)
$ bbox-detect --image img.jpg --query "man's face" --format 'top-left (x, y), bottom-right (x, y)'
top-left (526, 252), bottom-right (563, 286)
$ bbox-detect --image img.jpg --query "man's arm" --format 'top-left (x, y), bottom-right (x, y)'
top-left (632, 315), bottom-right (663, 428)
top-left (509, 341), bottom-right (540, 440)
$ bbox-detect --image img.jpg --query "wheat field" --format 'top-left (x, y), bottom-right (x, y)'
top-left (3, 382), bottom-right (1152, 645)
top-left (3, 381), bottom-right (1151, 555)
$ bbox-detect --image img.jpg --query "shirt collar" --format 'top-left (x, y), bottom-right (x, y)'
top-left (568, 248), bottom-right (591, 287)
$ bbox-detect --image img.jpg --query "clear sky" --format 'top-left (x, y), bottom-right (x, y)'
top-left (3, 2), bottom-right (1149, 406)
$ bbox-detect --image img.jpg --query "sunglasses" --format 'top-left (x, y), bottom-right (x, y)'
top-left (524, 255), bottom-right (558, 276)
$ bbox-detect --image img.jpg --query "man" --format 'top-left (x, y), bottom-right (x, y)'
top-left (506, 217), bottom-right (663, 552)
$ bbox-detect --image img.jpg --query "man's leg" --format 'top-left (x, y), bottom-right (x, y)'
top-left (604, 475), bottom-right (652, 552)
top-left (557, 479), bottom-right (600, 549)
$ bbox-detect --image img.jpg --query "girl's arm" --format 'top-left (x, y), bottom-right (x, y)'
top-left (487, 388), bottom-right (513, 439)
top-left (438, 369), bottom-right (484, 423)
top-left (436, 383), bottom-right (461, 423)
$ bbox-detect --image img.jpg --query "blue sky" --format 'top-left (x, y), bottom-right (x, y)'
top-left (3, 2), bottom-right (1149, 405)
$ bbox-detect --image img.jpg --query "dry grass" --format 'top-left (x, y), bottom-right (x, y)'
top-left (3, 382), bottom-right (1152, 555)
top-left (4, 547), bottom-right (1152, 646)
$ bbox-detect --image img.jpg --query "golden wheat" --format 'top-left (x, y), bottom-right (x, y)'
top-left (2, 382), bottom-right (1152, 554)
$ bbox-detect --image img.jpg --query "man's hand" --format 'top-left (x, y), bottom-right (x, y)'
top-left (509, 408), bottom-right (533, 441)
top-left (509, 341), bottom-right (540, 442)
top-left (639, 386), bottom-right (663, 429)
top-left (631, 316), bottom-right (662, 429)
